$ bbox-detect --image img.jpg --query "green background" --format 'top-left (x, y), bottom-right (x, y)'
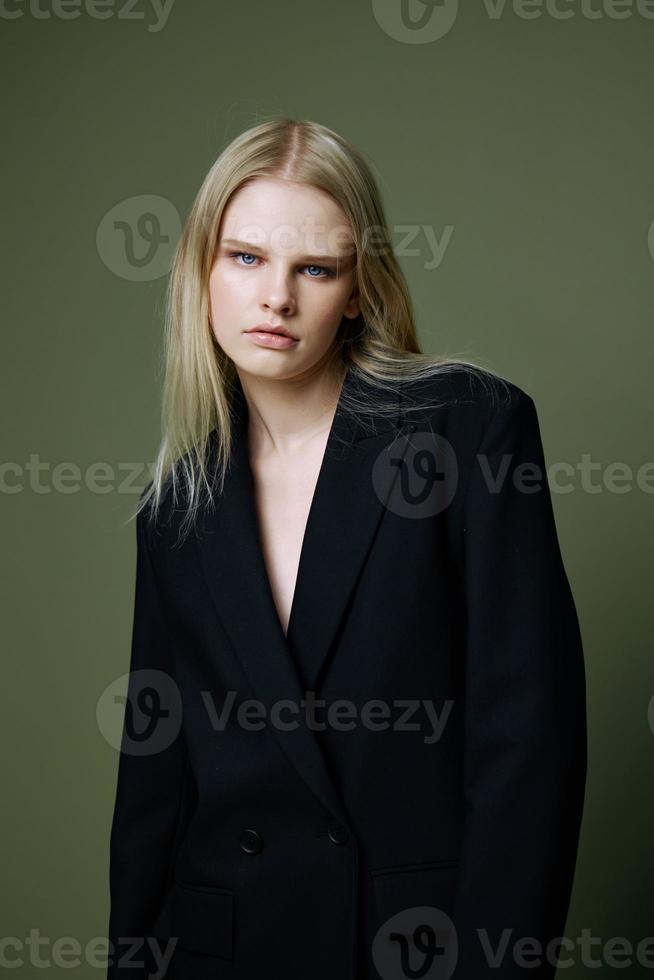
top-left (2, 0), bottom-right (652, 975)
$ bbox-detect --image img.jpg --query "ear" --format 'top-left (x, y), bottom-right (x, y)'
top-left (342, 284), bottom-right (361, 320)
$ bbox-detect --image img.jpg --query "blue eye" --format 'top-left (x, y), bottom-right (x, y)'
top-left (232, 251), bottom-right (257, 266)
top-left (305, 264), bottom-right (337, 278)
top-left (229, 252), bottom-right (336, 278)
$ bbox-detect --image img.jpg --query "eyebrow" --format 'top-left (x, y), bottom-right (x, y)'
top-left (220, 238), bottom-right (353, 265)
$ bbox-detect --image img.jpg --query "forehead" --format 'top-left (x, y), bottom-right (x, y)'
top-left (219, 177), bottom-right (356, 255)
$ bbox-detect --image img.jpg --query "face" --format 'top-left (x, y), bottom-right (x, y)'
top-left (208, 177), bottom-right (361, 383)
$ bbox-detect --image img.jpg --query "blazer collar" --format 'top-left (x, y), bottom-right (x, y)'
top-left (192, 364), bottom-right (413, 823)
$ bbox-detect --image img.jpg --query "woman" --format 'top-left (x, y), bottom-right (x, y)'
top-left (107, 118), bottom-right (587, 980)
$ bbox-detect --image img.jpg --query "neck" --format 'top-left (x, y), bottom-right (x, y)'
top-left (238, 358), bottom-right (348, 458)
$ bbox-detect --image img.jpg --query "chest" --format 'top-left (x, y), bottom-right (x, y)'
top-left (249, 434), bottom-right (329, 638)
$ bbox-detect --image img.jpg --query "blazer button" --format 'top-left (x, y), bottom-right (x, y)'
top-left (327, 820), bottom-right (349, 845)
top-left (240, 829), bottom-right (263, 854)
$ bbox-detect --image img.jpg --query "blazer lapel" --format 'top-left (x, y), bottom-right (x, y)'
top-left (193, 365), bottom-right (412, 823)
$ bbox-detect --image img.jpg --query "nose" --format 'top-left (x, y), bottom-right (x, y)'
top-left (260, 264), bottom-right (296, 317)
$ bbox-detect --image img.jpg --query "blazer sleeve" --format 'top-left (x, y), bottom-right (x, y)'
top-left (451, 389), bottom-right (587, 979)
top-left (107, 507), bottom-right (189, 978)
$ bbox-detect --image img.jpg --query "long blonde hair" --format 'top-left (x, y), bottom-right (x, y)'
top-left (135, 117), bottom-right (505, 540)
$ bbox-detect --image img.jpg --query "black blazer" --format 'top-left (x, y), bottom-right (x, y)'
top-left (107, 365), bottom-right (587, 980)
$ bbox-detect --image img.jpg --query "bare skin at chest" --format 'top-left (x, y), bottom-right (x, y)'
top-left (250, 430), bottom-right (330, 638)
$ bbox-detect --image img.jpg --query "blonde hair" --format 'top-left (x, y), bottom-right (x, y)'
top-left (135, 116), bottom-right (506, 541)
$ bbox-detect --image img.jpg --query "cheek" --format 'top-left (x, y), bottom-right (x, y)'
top-left (297, 292), bottom-right (352, 350)
top-left (304, 280), bottom-right (352, 319)
top-left (209, 268), bottom-right (250, 317)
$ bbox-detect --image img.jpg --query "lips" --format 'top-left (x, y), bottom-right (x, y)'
top-left (246, 323), bottom-right (298, 341)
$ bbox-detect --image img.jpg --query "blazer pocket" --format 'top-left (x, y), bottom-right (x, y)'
top-left (370, 859), bottom-right (459, 921)
top-left (151, 878), bottom-right (235, 960)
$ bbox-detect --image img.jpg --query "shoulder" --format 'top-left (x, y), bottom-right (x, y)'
top-left (395, 365), bottom-right (551, 537)
top-left (397, 362), bottom-right (535, 442)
